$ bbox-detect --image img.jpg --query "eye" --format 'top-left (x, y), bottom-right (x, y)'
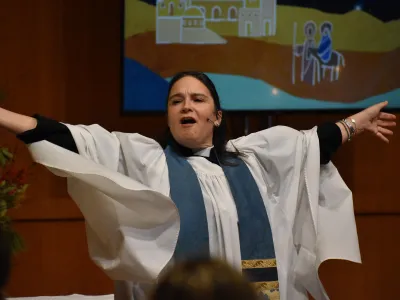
top-left (194, 98), bottom-right (204, 102)
top-left (171, 99), bottom-right (181, 105)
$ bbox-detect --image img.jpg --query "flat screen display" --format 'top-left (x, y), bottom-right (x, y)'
top-left (123, 0), bottom-right (400, 112)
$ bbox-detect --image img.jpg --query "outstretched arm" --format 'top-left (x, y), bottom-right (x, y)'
top-left (0, 107), bottom-right (37, 134)
top-left (336, 101), bottom-right (396, 144)
top-left (0, 107), bottom-right (78, 153)
top-left (316, 101), bottom-right (395, 164)
top-left (16, 114), bottom-right (78, 153)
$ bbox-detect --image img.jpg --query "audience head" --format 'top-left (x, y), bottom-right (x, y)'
top-left (150, 258), bottom-right (260, 300)
top-left (0, 230), bottom-right (12, 300)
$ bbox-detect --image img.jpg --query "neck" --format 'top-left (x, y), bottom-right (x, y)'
top-left (167, 136), bottom-right (213, 157)
top-left (192, 144), bottom-right (213, 153)
top-left (192, 142), bottom-right (213, 150)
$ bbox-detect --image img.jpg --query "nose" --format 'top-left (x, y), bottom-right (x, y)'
top-left (180, 98), bottom-right (192, 113)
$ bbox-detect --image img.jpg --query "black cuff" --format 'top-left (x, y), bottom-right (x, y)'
top-left (16, 114), bottom-right (78, 153)
top-left (317, 122), bottom-right (342, 164)
top-left (16, 114), bottom-right (68, 144)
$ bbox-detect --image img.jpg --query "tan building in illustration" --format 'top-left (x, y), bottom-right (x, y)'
top-left (238, 0), bottom-right (276, 37)
top-left (157, 0), bottom-right (187, 17)
top-left (156, 0), bottom-right (276, 44)
top-left (191, 0), bottom-right (242, 20)
top-left (182, 6), bottom-right (206, 28)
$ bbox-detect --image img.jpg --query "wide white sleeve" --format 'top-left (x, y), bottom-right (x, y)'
top-left (64, 123), bottom-right (169, 195)
top-left (26, 125), bottom-right (178, 284)
top-left (227, 126), bottom-right (361, 300)
top-left (64, 123), bottom-right (121, 171)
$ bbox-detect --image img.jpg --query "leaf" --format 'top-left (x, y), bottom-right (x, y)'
top-left (1, 148), bottom-right (13, 160)
top-left (19, 184), bottom-right (29, 192)
top-left (1, 186), bottom-right (16, 195)
top-left (10, 231), bottom-right (25, 254)
top-left (0, 215), bottom-right (11, 229)
top-left (0, 145), bottom-right (28, 255)
top-left (0, 154), bottom-right (6, 167)
top-left (0, 199), bottom-right (7, 217)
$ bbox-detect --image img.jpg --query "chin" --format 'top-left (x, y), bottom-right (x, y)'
top-left (177, 138), bottom-right (198, 149)
top-left (175, 134), bottom-right (201, 149)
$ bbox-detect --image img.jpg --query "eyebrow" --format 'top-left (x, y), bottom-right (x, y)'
top-left (168, 92), bottom-right (209, 100)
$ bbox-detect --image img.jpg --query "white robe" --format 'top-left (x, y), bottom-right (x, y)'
top-left (27, 124), bottom-right (361, 300)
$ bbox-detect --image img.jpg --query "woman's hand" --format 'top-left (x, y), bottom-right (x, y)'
top-left (337, 101), bottom-right (397, 144)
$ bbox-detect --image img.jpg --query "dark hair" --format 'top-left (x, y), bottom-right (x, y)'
top-left (320, 21), bottom-right (332, 33)
top-left (0, 230), bottom-right (12, 299)
top-left (161, 71), bottom-right (242, 165)
top-left (150, 258), bottom-right (259, 300)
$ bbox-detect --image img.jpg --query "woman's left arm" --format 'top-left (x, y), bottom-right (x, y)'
top-left (336, 101), bottom-right (396, 144)
top-left (318, 101), bottom-right (396, 164)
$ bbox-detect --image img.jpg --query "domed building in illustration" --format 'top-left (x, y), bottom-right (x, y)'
top-left (182, 6), bottom-right (205, 29)
top-left (156, 2), bottom-right (227, 44)
top-left (156, 0), bottom-right (276, 44)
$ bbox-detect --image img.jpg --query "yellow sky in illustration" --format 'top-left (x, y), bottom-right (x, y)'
top-left (124, 0), bottom-right (400, 52)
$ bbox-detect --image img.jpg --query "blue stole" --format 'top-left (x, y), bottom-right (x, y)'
top-left (164, 146), bottom-right (279, 298)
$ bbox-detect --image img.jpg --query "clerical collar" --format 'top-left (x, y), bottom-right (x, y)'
top-left (193, 147), bottom-right (213, 157)
top-left (167, 137), bottom-right (221, 165)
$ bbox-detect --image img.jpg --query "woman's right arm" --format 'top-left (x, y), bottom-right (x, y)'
top-left (0, 107), bottom-right (37, 134)
top-left (0, 107), bottom-right (78, 153)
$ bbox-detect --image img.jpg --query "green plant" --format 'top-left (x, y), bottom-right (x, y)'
top-left (0, 147), bottom-right (31, 254)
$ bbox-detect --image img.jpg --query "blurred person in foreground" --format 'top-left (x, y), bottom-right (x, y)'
top-left (150, 258), bottom-right (265, 300)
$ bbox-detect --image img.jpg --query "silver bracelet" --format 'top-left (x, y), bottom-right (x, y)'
top-left (343, 118), bottom-right (356, 137)
top-left (349, 118), bottom-right (357, 133)
top-left (340, 120), bottom-right (352, 141)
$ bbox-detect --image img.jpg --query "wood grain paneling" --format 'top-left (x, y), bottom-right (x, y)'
top-left (318, 215), bottom-right (400, 299)
top-left (5, 220), bottom-right (113, 297)
top-left (0, 0), bottom-right (79, 221)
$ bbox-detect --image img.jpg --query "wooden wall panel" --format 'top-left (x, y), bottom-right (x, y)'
top-left (5, 221), bottom-right (113, 297)
top-left (318, 215), bottom-right (400, 299)
top-left (0, 0), bottom-right (80, 221)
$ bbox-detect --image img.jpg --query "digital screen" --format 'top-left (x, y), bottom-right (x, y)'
top-left (123, 0), bottom-right (400, 112)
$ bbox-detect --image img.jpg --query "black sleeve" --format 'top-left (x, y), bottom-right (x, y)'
top-left (317, 122), bottom-right (342, 165)
top-left (16, 114), bottom-right (79, 153)
top-left (17, 115), bottom-right (340, 163)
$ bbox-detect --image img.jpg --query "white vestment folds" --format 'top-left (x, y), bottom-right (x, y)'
top-left (27, 124), bottom-right (361, 300)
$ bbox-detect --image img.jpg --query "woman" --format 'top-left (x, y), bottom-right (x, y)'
top-left (0, 71), bottom-right (396, 300)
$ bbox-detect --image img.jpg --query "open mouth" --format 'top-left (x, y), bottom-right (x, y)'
top-left (180, 117), bottom-right (197, 125)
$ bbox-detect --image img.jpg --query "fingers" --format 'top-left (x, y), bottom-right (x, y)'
top-left (376, 132), bottom-right (390, 143)
top-left (375, 100), bottom-right (389, 110)
top-left (378, 126), bottom-right (393, 136)
top-left (379, 112), bottom-right (397, 120)
top-left (375, 124), bottom-right (394, 144)
top-left (377, 120), bottom-right (397, 127)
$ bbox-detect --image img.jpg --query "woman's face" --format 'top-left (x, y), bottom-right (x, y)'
top-left (167, 76), bottom-right (221, 149)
